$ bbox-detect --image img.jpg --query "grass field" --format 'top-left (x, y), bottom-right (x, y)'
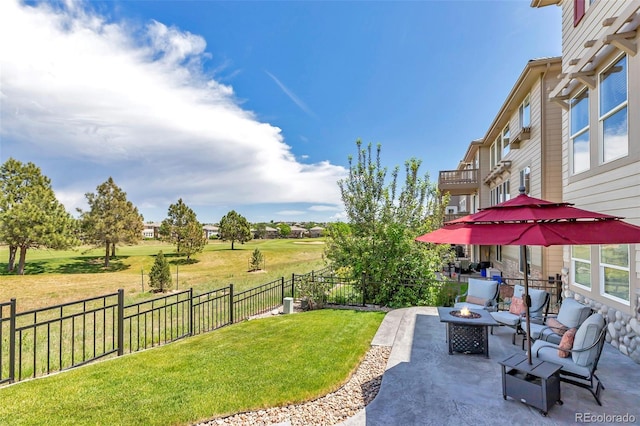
top-left (0, 239), bottom-right (326, 312)
top-left (0, 308), bottom-right (385, 426)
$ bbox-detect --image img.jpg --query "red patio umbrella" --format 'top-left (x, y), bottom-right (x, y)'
top-left (416, 190), bottom-right (640, 364)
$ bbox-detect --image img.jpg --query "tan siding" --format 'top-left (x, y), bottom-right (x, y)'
top-left (562, 1), bottom-right (628, 84)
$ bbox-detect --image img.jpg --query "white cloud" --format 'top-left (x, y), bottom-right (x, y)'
top-left (309, 205), bottom-right (341, 212)
top-left (0, 0), bottom-right (344, 216)
top-left (276, 210), bottom-right (306, 216)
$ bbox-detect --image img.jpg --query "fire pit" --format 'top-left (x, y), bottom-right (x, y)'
top-left (437, 307), bottom-right (499, 358)
top-left (450, 307), bottom-right (481, 319)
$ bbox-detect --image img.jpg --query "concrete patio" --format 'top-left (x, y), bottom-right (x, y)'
top-left (341, 307), bottom-right (640, 425)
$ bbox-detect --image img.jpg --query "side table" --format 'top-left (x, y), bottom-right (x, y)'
top-left (498, 353), bottom-right (563, 416)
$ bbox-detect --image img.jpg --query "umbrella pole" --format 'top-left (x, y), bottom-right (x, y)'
top-left (523, 245), bottom-right (533, 364)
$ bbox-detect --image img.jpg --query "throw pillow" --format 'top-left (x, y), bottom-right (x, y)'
top-left (465, 295), bottom-right (487, 306)
top-left (509, 296), bottom-right (525, 315)
top-left (546, 317), bottom-right (568, 336)
top-left (558, 327), bottom-right (577, 358)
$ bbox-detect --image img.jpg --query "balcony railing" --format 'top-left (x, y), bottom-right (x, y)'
top-left (438, 169), bottom-right (479, 195)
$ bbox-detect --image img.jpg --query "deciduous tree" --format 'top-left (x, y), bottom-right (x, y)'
top-left (78, 177), bottom-right (143, 268)
top-left (159, 199), bottom-right (206, 260)
top-left (218, 210), bottom-right (252, 250)
top-left (324, 140), bottom-right (449, 305)
top-left (0, 158), bottom-right (78, 274)
top-left (277, 223), bottom-right (291, 238)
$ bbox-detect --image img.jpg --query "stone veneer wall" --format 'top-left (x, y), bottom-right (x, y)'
top-left (561, 267), bottom-right (640, 364)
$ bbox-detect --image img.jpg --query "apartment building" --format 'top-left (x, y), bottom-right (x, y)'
top-left (439, 57), bottom-right (564, 281)
top-left (531, 0), bottom-right (640, 362)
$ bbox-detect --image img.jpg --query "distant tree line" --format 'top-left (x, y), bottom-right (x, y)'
top-left (0, 158), bottom-right (262, 275)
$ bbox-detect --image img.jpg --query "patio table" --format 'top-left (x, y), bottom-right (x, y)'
top-left (437, 306), bottom-right (498, 358)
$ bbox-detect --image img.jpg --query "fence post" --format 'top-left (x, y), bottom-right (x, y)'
top-left (281, 277), bottom-right (285, 302)
top-left (229, 284), bottom-right (234, 325)
top-left (9, 298), bottom-right (16, 383)
top-left (361, 272), bottom-right (367, 306)
top-left (189, 288), bottom-right (194, 336)
top-left (117, 289), bottom-right (124, 356)
top-left (291, 273), bottom-right (295, 299)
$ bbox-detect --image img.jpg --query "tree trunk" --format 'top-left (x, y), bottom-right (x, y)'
top-left (231, 240), bottom-right (235, 250)
top-left (7, 245), bottom-right (17, 272)
top-left (104, 241), bottom-right (110, 268)
top-left (17, 245), bottom-right (27, 275)
top-left (111, 242), bottom-right (116, 257)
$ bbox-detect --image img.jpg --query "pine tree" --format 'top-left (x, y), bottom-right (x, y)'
top-left (78, 177), bottom-right (144, 267)
top-left (149, 251), bottom-right (172, 292)
top-left (159, 199), bottom-right (206, 260)
top-left (218, 210), bottom-right (252, 250)
top-left (249, 248), bottom-right (264, 271)
top-left (0, 158), bottom-right (78, 274)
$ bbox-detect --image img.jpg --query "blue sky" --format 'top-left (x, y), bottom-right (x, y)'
top-left (0, 0), bottom-right (561, 224)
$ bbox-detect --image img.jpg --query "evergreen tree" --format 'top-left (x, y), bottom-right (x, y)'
top-left (0, 158), bottom-right (78, 274)
top-left (159, 199), bottom-right (206, 260)
top-left (249, 248), bottom-right (264, 271)
top-left (78, 177), bottom-right (143, 268)
top-left (149, 251), bottom-right (172, 292)
top-left (218, 210), bottom-right (252, 250)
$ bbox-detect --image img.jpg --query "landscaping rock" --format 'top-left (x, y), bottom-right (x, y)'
top-left (196, 345), bottom-right (391, 426)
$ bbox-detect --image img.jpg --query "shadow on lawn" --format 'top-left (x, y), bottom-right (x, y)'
top-left (54, 256), bottom-right (131, 274)
top-left (0, 257), bottom-right (130, 275)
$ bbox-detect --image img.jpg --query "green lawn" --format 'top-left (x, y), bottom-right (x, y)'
top-left (0, 309), bottom-right (385, 426)
top-left (0, 239), bottom-right (326, 311)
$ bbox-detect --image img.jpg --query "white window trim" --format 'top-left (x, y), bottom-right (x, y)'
top-left (519, 95), bottom-right (531, 129)
top-left (599, 244), bottom-right (630, 305)
top-left (571, 246), bottom-right (591, 291)
top-left (598, 53), bottom-right (628, 165)
top-left (502, 125), bottom-right (510, 158)
top-left (570, 88), bottom-right (590, 175)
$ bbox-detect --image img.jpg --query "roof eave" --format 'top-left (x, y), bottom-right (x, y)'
top-left (530, 0), bottom-right (560, 8)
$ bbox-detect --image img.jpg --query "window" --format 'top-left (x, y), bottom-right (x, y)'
top-left (519, 95), bottom-right (530, 128)
top-left (491, 180), bottom-right (510, 206)
top-left (490, 142), bottom-right (497, 169)
top-left (570, 90), bottom-right (590, 174)
top-left (502, 126), bottom-right (510, 158)
top-left (599, 55), bottom-right (628, 163)
top-left (571, 245), bottom-right (591, 289)
top-left (519, 167), bottom-right (530, 194)
top-left (600, 244), bottom-right (629, 302)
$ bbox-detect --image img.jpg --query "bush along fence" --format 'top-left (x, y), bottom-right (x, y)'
top-left (0, 266), bottom-right (562, 386)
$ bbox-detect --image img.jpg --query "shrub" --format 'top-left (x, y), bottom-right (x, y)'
top-left (249, 248), bottom-right (264, 271)
top-left (296, 275), bottom-right (333, 310)
top-left (149, 251), bottom-right (172, 292)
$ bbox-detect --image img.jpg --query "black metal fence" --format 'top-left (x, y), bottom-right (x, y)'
top-left (0, 268), bottom-right (326, 385)
top-left (0, 265), bottom-right (561, 385)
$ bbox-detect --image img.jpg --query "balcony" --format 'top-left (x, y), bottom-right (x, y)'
top-left (438, 169), bottom-right (479, 196)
